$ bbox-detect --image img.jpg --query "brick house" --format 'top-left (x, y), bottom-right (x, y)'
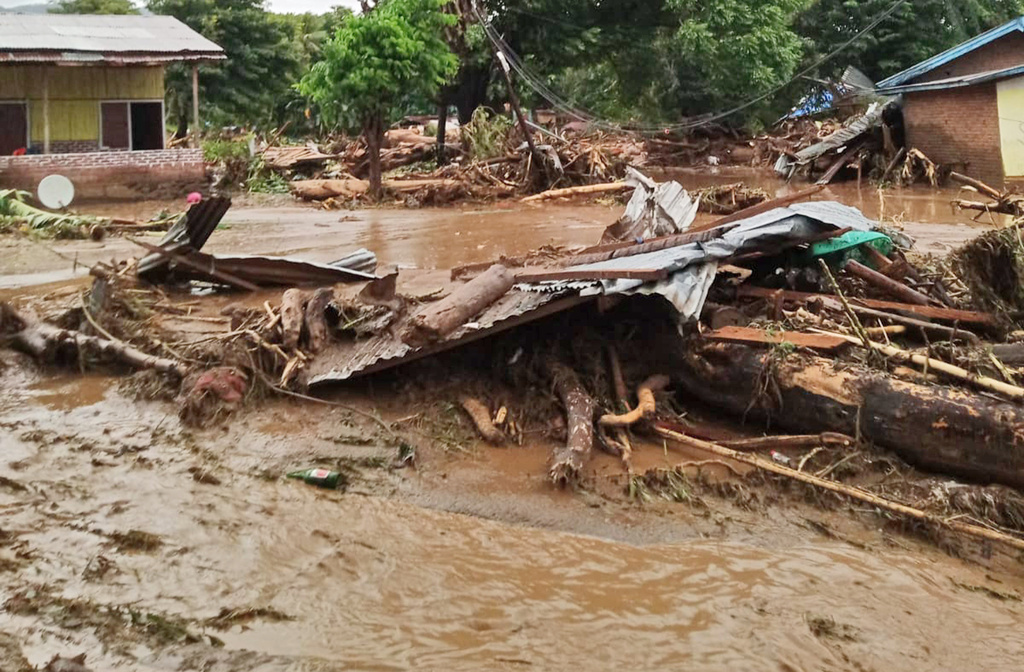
top-left (877, 17), bottom-right (1024, 188)
top-left (0, 14), bottom-right (224, 198)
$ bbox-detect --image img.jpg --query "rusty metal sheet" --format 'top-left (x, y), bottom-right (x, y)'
top-left (305, 291), bottom-right (588, 385)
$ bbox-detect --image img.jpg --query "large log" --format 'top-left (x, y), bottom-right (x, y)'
top-left (402, 264), bottom-right (514, 346)
top-left (550, 364), bottom-right (596, 486)
top-left (677, 343), bottom-right (1024, 489)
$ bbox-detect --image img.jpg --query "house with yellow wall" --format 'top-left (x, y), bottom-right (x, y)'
top-left (0, 13), bottom-right (224, 155)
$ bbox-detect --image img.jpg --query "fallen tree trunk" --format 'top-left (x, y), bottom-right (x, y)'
top-left (550, 364), bottom-right (595, 486)
top-left (844, 260), bottom-right (934, 306)
top-left (677, 343), bottom-right (1024, 489)
top-left (403, 264), bottom-right (514, 346)
top-left (3, 304), bottom-right (188, 378)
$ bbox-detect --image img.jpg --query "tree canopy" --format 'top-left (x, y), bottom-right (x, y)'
top-left (52, 0), bottom-right (138, 13)
top-left (54, 0), bottom-right (1024, 134)
top-left (298, 0), bottom-right (458, 197)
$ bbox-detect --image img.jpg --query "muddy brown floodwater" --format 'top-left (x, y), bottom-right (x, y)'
top-left (3, 171), bottom-right (1024, 670)
top-left (0, 168), bottom-right (1006, 289)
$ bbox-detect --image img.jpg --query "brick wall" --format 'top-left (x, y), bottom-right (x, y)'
top-left (34, 140), bottom-right (102, 154)
top-left (917, 32), bottom-right (1024, 83)
top-left (0, 148), bottom-right (207, 199)
top-left (903, 84), bottom-right (1004, 185)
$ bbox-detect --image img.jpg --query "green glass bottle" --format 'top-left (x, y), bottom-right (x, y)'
top-left (287, 468), bottom-right (342, 489)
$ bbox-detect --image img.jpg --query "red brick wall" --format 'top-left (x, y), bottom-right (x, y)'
top-left (0, 149), bottom-right (207, 199)
top-left (903, 84), bottom-right (1005, 185)
top-left (917, 32), bottom-right (1024, 83)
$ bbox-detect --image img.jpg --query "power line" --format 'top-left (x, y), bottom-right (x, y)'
top-left (472, 0), bottom-right (911, 133)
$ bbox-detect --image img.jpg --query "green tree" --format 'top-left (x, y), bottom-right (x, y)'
top-left (52, 0), bottom-right (139, 13)
top-left (299, 0), bottom-right (458, 199)
top-left (147, 0), bottom-right (302, 135)
top-left (796, 0), bottom-right (1024, 84)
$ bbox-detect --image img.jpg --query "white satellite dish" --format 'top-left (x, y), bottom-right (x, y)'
top-left (37, 174), bottom-right (75, 210)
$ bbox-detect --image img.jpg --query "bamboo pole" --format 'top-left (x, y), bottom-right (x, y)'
top-left (653, 426), bottom-right (1024, 552)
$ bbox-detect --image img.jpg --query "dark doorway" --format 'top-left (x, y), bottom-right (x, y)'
top-left (101, 102), bottom-right (129, 149)
top-left (130, 102), bottom-right (163, 150)
top-left (0, 102), bottom-right (28, 155)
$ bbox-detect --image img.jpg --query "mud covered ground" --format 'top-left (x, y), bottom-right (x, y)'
top-left (3, 173), bottom-right (1024, 671)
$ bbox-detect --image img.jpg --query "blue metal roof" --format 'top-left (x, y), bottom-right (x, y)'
top-left (876, 16), bottom-right (1024, 90)
top-left (876, 64), bottom-right (1024, 95)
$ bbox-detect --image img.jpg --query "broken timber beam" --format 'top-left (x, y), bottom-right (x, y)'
top-left (515, 268), bottom-right (668, 283)
top-left (703, 326), bottom-right (850, 352)
top-left (689, 184), bottom-right (825, 233)
top-left (843, 260), bottom-right (934, 306)
top-left (735, 286), bottom-right (997, 325)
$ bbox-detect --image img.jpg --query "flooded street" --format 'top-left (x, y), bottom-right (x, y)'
top-left (3, 371), bottom-right (1024, 671)
top-left (3, 171), bottom-right (1024, 670)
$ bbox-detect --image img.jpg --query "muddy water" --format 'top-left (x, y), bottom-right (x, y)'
top-left (217, 497), bottom-right (1024, 670)
top-left (3, 372), bottom-right (1024, 670)
top-left (1, 168), bottom-right (1006, 287)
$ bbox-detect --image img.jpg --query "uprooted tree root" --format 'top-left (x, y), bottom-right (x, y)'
top-left (950, 223), bottom-right (1024, 322)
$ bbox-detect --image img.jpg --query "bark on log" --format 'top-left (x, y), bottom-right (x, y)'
top-left (304, 287), bottom-right (334, 353)
top-left (677, 343), bottom-right (1024, 489)
top-left (5, 304), bottom-right (188, 378)
top-left (461, 397), bottom-right (505, 445)
top-left (550, 364), bottom-right (595, 486)
top-left (950, 171), bottom-right (1005, 201)
top-left (281, 289), bottom-right (307, 351)
top-left (403, 264), bottom-right (514, 347)
top-left (992, 342), bottom-right (1024, 366)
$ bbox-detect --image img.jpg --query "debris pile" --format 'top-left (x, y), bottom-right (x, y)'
top-left (6, 170), bottom-right (1024, 559)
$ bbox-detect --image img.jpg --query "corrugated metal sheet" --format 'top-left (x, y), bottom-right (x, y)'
top-left (876, 64), bottom-right (1024, 95)
top-left (0, 52), bottom-right (220, 64)
top-left (305, 291), bottom-right (583, 385)
top-left (791, 104), bottom-right (884, 166)
top-left (877, 16), bottom-right (1024, 90)
top-left (0, 14), bottom-right (224, 58)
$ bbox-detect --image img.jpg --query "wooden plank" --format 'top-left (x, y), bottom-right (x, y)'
top-left (735, 286), bottom-right (998, 325)
top-left (688, 184), bottom-right (826, 233)
top-left (567, 224), bottom-right (740, 266)
top-left (705, 325), bottom-right (850, 351)
top-left (515, 268), bottom-right (669, 283)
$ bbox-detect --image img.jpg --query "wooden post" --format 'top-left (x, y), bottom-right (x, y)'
top-left (494, 51), bottom-right (539, 162)
top-left (191, 63), bottom-right (200, 147)
top-left (42, 66), bottom-right (50, 154)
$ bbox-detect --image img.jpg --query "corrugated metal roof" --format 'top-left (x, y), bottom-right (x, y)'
top-left (305, 291), bottom-right (584, 385)
top-left (876, 64), bottom-right (1024, 95)
top-left (876, 16), bottom-right (1024, 89)
top-left (0, 14), bottom-right (223, 58)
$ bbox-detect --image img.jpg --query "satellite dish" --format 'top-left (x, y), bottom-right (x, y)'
top-left (38, 174), bottom-right (75, 210)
